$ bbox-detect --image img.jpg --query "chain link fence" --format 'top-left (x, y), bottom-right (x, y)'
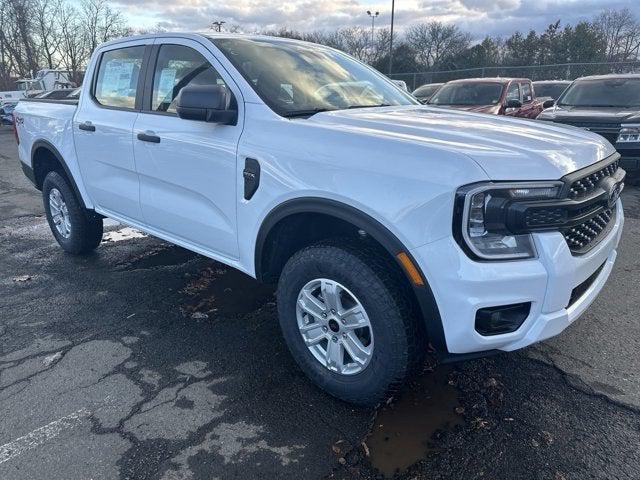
top-left (389, 61), bottom-right (640, 91)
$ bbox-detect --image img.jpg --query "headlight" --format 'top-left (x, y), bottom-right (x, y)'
top-left (455, 182), bottom-right (562, 260)
top-left (617, 125), bottom-right (640, 143)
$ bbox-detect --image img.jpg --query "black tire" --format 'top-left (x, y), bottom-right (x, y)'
top-left (277, 239), bottom-right (424, 406)
top-left (42, 171), bottom-right (103, 254)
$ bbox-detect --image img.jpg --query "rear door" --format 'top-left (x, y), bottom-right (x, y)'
top-left (132, 38), bottom-right (243, 260)
top-left (74, 39), bottom-right (151, 221)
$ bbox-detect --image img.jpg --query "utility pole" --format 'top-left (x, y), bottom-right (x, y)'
top-left (366, 10), bottom-right (379, 47)
top-left (388, 0), bottom-right (395, 75)
top-left (210, 21), bottom-right (226, 32)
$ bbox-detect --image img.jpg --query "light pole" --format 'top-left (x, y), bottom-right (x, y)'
top-left (388, 0), bottom-right (395, 75)
top-left (366, 10), bottom-right (379, 47)
top-left (210, 21), bottom-right (226, 32)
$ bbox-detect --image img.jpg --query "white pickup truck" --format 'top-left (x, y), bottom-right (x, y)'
top-left (14, 34), bottom-right (625, 405)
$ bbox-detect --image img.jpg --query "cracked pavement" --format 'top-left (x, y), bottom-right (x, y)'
top-left (0, 129), bottom-right (639, 479)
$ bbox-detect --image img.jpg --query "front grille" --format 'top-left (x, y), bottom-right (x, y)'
top-left (562, 207), bottom-right (616, 254)
top-left (525, 207), bottom-right (565, 228)
top-left (568, 158), bottom-right (620, 199)
top-left (567, 262), bottom-right (606, 308)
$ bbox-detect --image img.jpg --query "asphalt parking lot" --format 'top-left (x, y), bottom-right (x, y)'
top-left (0, 128), bottom-right (639, 480)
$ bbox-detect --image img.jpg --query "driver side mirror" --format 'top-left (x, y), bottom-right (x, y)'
top-left (505, 99), bottom-right (522, 109)
top-left (542, 99), bottom-right (555, 109)
top-left (176, 85), bottom-right (237, 125)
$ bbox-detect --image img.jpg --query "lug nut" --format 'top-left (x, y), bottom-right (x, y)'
top-left (341, 319), bottom-right (346, 325)
top-left (332, 336), bottom-right (338, 342)
top-left (321, 312), bottom-right (327, 318)
top-left (342, 333), bottom-right (347, 339)
top-left (322, 326), bottom-right (328, 332)
top-left (331, 309), bottom-right (336, 314)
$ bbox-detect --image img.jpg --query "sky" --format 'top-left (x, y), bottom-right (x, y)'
top-left (112, 0), bottom-right (636, 40)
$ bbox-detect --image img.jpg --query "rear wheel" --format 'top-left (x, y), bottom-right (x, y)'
top-left (277, 239), bottom-right (424, 406)
top-left (43, 171), bottom-right (103, 254)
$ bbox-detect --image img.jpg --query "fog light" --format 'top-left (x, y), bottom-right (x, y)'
top-left (475, 302), bottom-right (531, 336)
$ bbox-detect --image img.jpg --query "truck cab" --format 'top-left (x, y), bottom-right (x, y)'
top-left (14, 34), bottom-right (625, 406)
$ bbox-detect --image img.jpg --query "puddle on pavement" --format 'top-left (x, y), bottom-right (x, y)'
top-left (181, 264), bottom-right (275, 318)
top-left (366, 367), bottom-right (463, 478)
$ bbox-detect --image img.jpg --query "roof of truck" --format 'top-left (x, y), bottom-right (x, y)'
top-left (574, 73), bottom-right (640, 81)
top-left (446, 77), bottom-right (530, 84)
top-left (99, 32), bottom-right (315, 49)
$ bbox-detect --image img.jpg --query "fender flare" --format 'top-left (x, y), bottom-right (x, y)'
top-left (254, 197), bottom-right (449, 352)
top-left (31, 139), bottom-right (88, 210)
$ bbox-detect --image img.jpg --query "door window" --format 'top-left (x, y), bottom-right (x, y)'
top-left (93, 46), bottom-right (145, 109)
top-left (506, 82), bottom-right (520, 103)
top-left (151, 44), bottom-right (228, 114)
top-left (521, 82), bottom-right (533, 103)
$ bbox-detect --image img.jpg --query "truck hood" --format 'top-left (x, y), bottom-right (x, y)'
top-left (539, 105), bottom-right (640, 124)
top-left (309, 105), bottom-right (616, 180)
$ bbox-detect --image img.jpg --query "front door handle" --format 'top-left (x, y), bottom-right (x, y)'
top-left (137, 132), bottom-right (160, 143)
top-left (79, 121), bottom-right (95, 132)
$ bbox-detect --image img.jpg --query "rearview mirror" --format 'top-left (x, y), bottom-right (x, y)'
top-left (505, 99), bottom-right (522, 109)
top-left (542, 99), bottom-right (555, 109)
top-left (176, 85), bottom-right (237, 125)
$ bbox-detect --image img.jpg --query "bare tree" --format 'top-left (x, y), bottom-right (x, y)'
top-left (595, 8), bottom-right (640, 61)
top-left (405, 21), bottom-right (471, 69)
top-left (33, 0), bottom-right (63, 69)
top-left (58, 2), bottom-right (87, 84)
top-left (81, 0), bottom-right (127, 56)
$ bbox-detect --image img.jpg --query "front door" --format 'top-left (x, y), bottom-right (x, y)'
top-left (133, 39), bottom-right (242, 260)
top-left (74, 40), bottom-right (151, 221)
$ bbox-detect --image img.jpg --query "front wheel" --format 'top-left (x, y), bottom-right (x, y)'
top-left (277, 240), bottom-right (424, 406)
top-left (43, 171), bottom-right (103, 254)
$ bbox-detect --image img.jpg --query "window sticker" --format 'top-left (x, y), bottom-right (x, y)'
top-left (156, 68), bottom-right (177, 104)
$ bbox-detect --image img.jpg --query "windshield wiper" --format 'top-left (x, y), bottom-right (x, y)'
top-left (347, 103), bottom-right (392, 109)
top-left (281, 108), bottom-right (336, 118)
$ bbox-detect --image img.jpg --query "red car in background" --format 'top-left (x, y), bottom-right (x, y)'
top-left (426, 78), bottom-right (545, 118)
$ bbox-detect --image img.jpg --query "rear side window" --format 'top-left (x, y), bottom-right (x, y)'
top-left (93, 46), bottom-right (145, 109)
top-left (151, 44), bottom-right (227, 114)
top-left (521, 82), bottom-right (532, 103)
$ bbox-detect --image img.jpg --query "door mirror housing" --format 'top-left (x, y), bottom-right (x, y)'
top-left (505, 99), bottom-right (522, 109)
top-left (542, 99), bottom-right (555, 109)
top-left (176, 85), bottom-right (237, 125)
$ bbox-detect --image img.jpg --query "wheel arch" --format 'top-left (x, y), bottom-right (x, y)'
top-left (31, 140), bottom-right (87, 210)
top-left (254, 197), bottom-right (449, 352)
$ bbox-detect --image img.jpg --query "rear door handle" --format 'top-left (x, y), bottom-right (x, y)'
top-left (137, 132), bottom-right (160, 143)
top-left (79, 121), bottom-right (95, 132)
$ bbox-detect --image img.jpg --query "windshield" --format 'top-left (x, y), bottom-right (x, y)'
top-left (533, 82), bottom-right (569, 99)
top-left (428, 82), bottom-right (503, 106)
top-left (211, 37), bottom-right (418, 117)
top-left (413, 84), bottom-right (441, 98)
top-left (558, 78), bottom-right (640, 107)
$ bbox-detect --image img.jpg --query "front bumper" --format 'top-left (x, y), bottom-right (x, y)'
top-left (411, 198), bottom-right (624, 354)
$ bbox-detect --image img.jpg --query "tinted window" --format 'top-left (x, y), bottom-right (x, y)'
top-left (211, 37), bottom-right (417, 116)
top-left (428, 82), bottom-right (503, 106)
top-left (506, 83), bottom-right (520, 103)
top-left (558, 78), bottom-right (640, 107)
top-left (94, 46), bottom-right (144, 109)
top-left (533, 82), bottom-right (568, 99)
top-left (413, 84), bottom-right (441, 99)
top-left (521, 82), bottom-right (532, 103)
top-left (152, 44), bottom-right (227, 114)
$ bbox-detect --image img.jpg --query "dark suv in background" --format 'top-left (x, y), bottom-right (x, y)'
top-left (537, 74), bottom-right (640, 178)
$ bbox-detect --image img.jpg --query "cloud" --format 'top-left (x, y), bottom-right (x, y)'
top-left (112, 0), bottom-right (636, 40)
